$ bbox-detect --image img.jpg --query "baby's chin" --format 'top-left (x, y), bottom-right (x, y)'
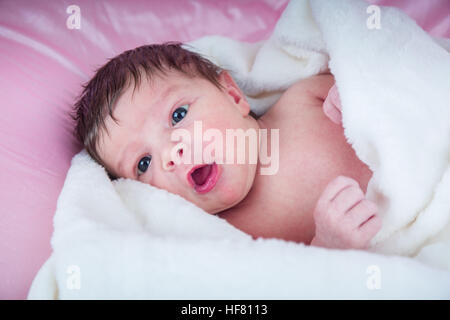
top-left (205, 196), bottom-right (243, 215)
top-left (202, 164), bottom-right (257, 215)
top-left (203, 195), bottom-right (245, 215)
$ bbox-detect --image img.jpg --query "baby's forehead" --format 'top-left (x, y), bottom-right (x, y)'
top-left (118, 73), bottom-right (180, 105)
top-left (109, 74), bottom-right (186, 121)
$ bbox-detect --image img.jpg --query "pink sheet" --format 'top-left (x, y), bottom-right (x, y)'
top-left (0, 0), bottom-right (448, 299)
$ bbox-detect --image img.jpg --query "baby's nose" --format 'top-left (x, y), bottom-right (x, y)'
top-left (162, 144), bottom-right (184, 171)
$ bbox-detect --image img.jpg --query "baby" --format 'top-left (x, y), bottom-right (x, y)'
top-left (73, 43), bottom-right (382, 250)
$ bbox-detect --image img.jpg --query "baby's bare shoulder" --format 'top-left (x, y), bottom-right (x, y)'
top-left (261, 73), bottom-right (335, 122)
top-left (282, 73), bottom-right (335, 102)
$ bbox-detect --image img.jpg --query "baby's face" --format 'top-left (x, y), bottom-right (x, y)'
top-left (97, 69), bottom-right (260, 214)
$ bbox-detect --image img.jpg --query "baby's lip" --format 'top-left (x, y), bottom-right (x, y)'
top-left (187, 162), bottom-right (220, 194)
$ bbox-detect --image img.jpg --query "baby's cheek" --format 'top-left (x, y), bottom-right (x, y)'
top-left (151, 175), bottom-right (182, 196)
top-left (201, 113), bottom-right (239, 132)
top-left (220, 167), bottom-right (252, 204)
top-left (218, 184), bottom-right (242, 206)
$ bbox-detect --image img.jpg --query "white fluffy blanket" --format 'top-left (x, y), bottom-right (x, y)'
top-left (28, 0), bottom-right (450, 299)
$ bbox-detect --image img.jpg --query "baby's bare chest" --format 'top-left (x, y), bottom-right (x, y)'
top-left (256, 99), bottom-right (370, 238)
top-left (260, 99), bottom-right (362, 212)
top-left (219, 93), bottom-right (372, 243)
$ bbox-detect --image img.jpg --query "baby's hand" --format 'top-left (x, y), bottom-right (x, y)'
top-left (310, 176), bottom-right (382, 250)
top-left (323, 84), bottom-right (342, 124)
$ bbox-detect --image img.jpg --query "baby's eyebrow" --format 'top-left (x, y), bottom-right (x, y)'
top-left (159, 84), bottom-right (180, 102)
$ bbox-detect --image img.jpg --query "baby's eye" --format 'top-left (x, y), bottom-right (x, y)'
top-left (171, 104), bottom-right (189, 126)
top-left (137, 155), bottom-right (152, 177)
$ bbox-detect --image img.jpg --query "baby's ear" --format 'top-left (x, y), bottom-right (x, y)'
top-left (218, 71), bottom-right (251, 117)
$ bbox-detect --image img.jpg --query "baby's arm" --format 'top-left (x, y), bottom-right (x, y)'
top-left (310, 176), bottom-right (382, 250)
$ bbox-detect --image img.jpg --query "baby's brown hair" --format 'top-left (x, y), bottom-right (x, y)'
top-left (70, 42), bottom-right (224, 180)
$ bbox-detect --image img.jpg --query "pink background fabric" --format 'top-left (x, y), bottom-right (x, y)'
top-left (0, 0), bottom-right (448, 299)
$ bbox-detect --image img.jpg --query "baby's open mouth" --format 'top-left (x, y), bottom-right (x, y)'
top-left (187, 162), bottom-right (219, 194)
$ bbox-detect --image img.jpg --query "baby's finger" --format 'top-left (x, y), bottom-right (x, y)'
top-left (354, 214), bottom-right (382, 247)
top-left (317, 176), bottom-right (359, 211)
top-left (332, 185), bottom-right (365, 214)
top-left (345, 199), bottom-right (378, 229)
top-left (329, 84), bottom-right (342, 111)
top-left (323, 95), bottom-right (342, 124)
top-left (359, 214), bottom-right (383, 235)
